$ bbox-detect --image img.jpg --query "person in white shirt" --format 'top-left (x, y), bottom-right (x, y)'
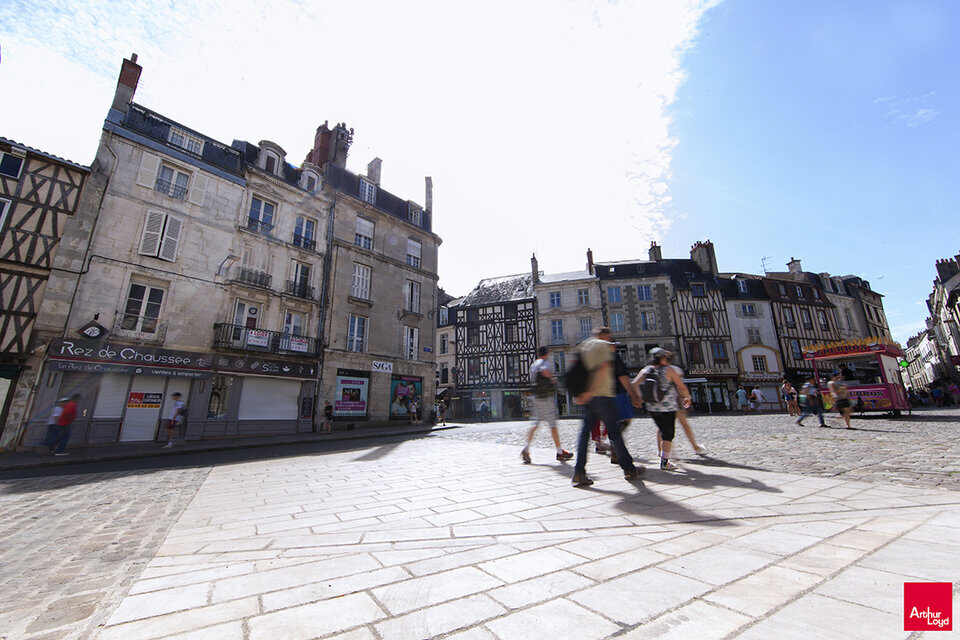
top-left (162, 392), bottom-right (185, 448)
top-left (749, 386), bottom-right (767, 412)
top-left (522, 346), bottom-right (573, 463)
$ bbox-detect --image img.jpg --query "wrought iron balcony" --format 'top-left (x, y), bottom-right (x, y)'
top-left (156, 178), bottom-right (187, 200)
top-left (233, 267), bottom-right (272, 289)
top-left (213, 323), bottom-right (321, 357)
top-left (285, 280), bottom-right (315, 300)
top-left (292, 233), bottom-right (317, 251)
top-left (113, 313), bottom-right (168, 343)
top-left (246, 216), bottom-right (274, 235)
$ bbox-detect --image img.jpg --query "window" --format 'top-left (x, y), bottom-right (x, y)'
top-left (289, 262), bottom-right (312, 298)
top-left (783, 307), bottom-right (795, 326)
top-left (505, 323), bottom-right (517, 343)
top-left (795, 286), bottom-right (803, 298)
top-left (801, 308), bottom-right (813, 329)
top-left (790, 339), bottom-right (802, 360)
top-left (579, 317), bottom-right (592, 340)
top-left (549, 350), bottom-right (564, 374)
top-left (406, 238), bottom-right (422, 268)
top-left (577, 289), bottom-right (589, 305)
top-left (347, 315), bottom-right (367, 352)
top-left (352, 263), bottom-right (371, 299)
top-left (404, 326), bottom-right (419, 359)
top-left (440, 334), bottom-right (448, 354)
top-left (711, 341), bottom-right (728, 362)
top-left (738, 279), bottom-right (749, 294)
top-left (506, 355), bottom-right (521, 379)
top-left (844, 309), bottom-right (853, 331)
top-left (264, 155), bottom-right (276, 174)
top-left (610, 312), bottom-right (624, 333)
top-left (695, 312), bottom-right (713, 328)
top-left (691, 283), bottom-right (706, 297)
top-left (355, 217), bottom-right (374, 250)
top-left (467, 326), bottom-right (479, 346)
top-left (687, 342), bottom-right (703, 364)
top-left (283, 311), bottom-right (304, 336)
top-left (741, 303), bottom-right (756, 316)
top-left (248, 196), bottom-right (275, 234)
top-left (777, 283), bottom-right (787, 296)
top-left (409, 205), bottom-right (422, 225)
top-left (439, 307), bottom-right (448, 325)
top-left (746, 327), bottom-right (762, 344)
top-left (752, 355), bottom-right (767, 372)
top-left (551, 319), bottom-right (564, 343)
top-left (440, 366), bottom-right (449, 384)
top-left (616, 344), bottom-right (628, 364)
top-left (138, 211), bottom-right (183, 262)
top-left (360, 179), bottom-right (377, 204)
top-left (168, 127), bottom-right (204, 155)
top-left (641, 311), bottom-right (655, 331)
top-left (607, 286), bottom-right (622, 303)
top-left (304, 173), bottom-right (318, 192)
top-left (467, 357), bottom-right (480, 380)
top-left (637, 285), bottom-right (652, 301)
top-left (156, 164), bottom-right (189, 200)
top-left (549, 291), bottom-right (561, 308)
top-left (0, 152), bottom-right (24, 179)
top-left (293, 217), bottom-right (316, 250)
top-left (813, 288), bottom-right (820, 300)
top-left (817, 310), bottom-right (829, 329)
top-left (0, 199), bottom-right (10, 233)
top-left (406, 280), bottom-right (421, 313)
top-left (121, 283), bottom-right (164, 333)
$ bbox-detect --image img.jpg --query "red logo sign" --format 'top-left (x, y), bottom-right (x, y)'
top-left (904, 582), bottom-right (952, 631)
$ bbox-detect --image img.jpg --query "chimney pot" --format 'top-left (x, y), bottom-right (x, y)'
top-left (586, 248), bottom-right (594, 275)
top-left (425, 177), bottom-right (433, 211)
top-left (367, 157), bottom-right (382, 185)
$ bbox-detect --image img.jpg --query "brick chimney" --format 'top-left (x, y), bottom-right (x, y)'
top-left (367, 157), bottom-right (382, 185)
top-left (586, 248), bottom-right (594, 275)
top-left (787, 257), bottom-right (803, 274)
top-left (111, 53), bottom-right (141, 115)
top-left (305, 121), bottom-right (353, 170)
top-left (649, 241), bottom-right (662, 262)
top-left (424, 177), bottom-right (433, 212)
top-left (936, 257), bottom-right (960, 283)
top-left (690, 240), bottom-right (718, 277)
top-left (531, 254), bottom-right (540, 284)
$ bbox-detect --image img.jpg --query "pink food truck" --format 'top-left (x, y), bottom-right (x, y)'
top-left (802, 339), bottom-right (911, 416)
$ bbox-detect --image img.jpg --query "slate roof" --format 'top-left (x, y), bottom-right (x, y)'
top-left (0, 136), bottom-right (89, 171)
top-left (455, 274), bottom-right (535, 307)
top-left (538, 269), bottom-right (594, 284)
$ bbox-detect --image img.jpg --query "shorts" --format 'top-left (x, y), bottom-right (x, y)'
top-left (835, 398), bottom-right (851, 410)
top-left (615, 392), bottom-right (633, 422)
top-left (532, 397), bottom-right (558, 424)
top-left (650, 411), bottom-right (676, 441)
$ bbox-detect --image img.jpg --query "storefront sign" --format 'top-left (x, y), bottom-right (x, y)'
top-left (127, 392), bottom-right (162, 409)
top-left (47, 359), bottom-right (211, 378)
top-left (803, 338), bottom-right (903, 359)
top-left (246, 330), bottom-right (271, 348)
top-left (49, 339), bottom-right (211, 369)
top-left (389, 374), bottom-right (423, 419)
top-left (372, 361), bottom-right (393, 373)
top-left (212, 356), bottom-right (318, 379)
top-left (335, 369), bottom-right (369, 416)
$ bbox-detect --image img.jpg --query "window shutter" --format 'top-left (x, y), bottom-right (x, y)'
top-left (139, 211), bottom-right (165, 256)
top-left (356, 217), bottom-right (374, 237)
top-left (188, 173), bottom-right (209, 206)
top-left (136, 153), bottom-right (161, 188)
top-left (159, 215), bottom-right (183, 262)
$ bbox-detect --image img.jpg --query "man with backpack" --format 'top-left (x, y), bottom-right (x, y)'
top-left (634, 348), bottom-right (692, 471)
top-left (522, 346), bottom-right (573, 463)
top-left (570, 327), bottom-right (643, 486)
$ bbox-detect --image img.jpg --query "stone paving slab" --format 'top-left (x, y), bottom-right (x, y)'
top-left (91, 437), bottom-right (960, 640)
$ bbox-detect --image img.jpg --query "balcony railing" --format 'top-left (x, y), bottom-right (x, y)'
top-left (285, 280), bottom-right (315, 300)
top-left (156, 178), bottom-right (187, 200)
top-left (292, 234), bottom-right (316, 251)
top-left (246, 217), bottom-right (274, 235)
top-left (234, 267), bottom-right (272, 289)
top-left (213, 323), bottom-right (321, 357)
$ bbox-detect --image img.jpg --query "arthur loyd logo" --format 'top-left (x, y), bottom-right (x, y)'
top-left (904, 582), bottom-right (952, 631)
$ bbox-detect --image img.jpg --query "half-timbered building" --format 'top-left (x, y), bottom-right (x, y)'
top-left (0, 138), bottom-right (88, 442)
top-left (763, 275), bottom-right (841, 380)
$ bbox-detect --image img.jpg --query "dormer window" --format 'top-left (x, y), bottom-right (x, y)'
top-left (360, 179), bottom-right (377, 204)
top-left (263, 152), bottom-right (279, 175)
top-left (168, 127), bottom-right (204, 155)
top-left (0, 150), bottom-right (25, 179)
top-left (737, 279), bottom-right (748, 294)
top-left (691, 283), bottom-right (706, 297)
top-left (306, 175), bottom-right (316, 191)
top-left (409, 205), bottom-right (422, 226)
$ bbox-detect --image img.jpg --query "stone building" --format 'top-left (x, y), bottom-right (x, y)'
top-left (0, 138), bottom-right (89, 448)
top-left (4, 54), bottom-right (439, 450)
top-left (434, 290), bottom-right (459, 413)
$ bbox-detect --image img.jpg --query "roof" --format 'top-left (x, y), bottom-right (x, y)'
top-left (324, 164), bottom-right (431, 233)
top-left (538, 269), bottom-right (594, 284)
top-left (456, 274), bottom-right (535, 307)
top-left (0, 136), bottom-right (89, 172)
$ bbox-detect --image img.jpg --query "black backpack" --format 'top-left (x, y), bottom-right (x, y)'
top-left (639, 366), bottom-right (665, 404)
top-left (565, 353), bottom-right (589, 399)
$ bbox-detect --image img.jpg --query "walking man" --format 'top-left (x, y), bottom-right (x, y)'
top-left (522, 346), bottom-right (573, 463)
top-left (162, 392), bottom-right (185, 448)
top-left (43, 394), bottom-right (79, 456)
top-left (634, 348), bottom-right (692, 471)
top-left (321, 401), bottom-right (333, 433)
top-left (796, 376), bottom-right (826, 427)
top-left (572, 328), bottom-right (642, 486)
top-left (735, 385), bottom-right (749, 413)
top-left (749, 386), bottom-right (766, 413)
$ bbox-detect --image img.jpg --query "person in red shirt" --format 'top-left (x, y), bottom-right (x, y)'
top-left (49, 394), bottom-right (80, 456)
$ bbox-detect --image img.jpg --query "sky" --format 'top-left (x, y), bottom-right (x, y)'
top-left (1, 0), bottom-right (956, 344)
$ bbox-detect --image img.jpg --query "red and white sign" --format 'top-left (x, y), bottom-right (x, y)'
top-left (904, 582), bottom-right (952, 631)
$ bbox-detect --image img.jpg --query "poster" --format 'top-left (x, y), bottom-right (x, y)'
top-left (389, 374), bottom-right (422, 419)
top-left (247, 329), bottom-right (271, 348)
top-left (334, 369), bottom-right (369, 416)
top-left (127, 392), bottom-right (163, 409)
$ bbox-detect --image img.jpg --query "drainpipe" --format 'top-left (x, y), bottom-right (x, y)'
top-left (314, 193), bottom-right (338, 428)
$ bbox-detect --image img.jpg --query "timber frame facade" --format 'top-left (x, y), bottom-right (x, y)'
top-left (0, 138), bottom-right (88, 435)
top-left (763, 277), bottom-right (841, 377)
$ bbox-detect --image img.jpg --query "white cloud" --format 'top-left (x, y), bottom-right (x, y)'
top-left (872, 92), bottom-right (938, 129)
top-left (1, 0), bottom-right (719, 294)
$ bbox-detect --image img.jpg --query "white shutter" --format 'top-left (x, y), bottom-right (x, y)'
top-left (158, 215), bottom-right (183, 262)
top-left (136, 152), bottom-right (161, 188)
top-left (139, 211), bottom-right (165, 256)
top-left (356, 217), bottom-right (374, 237)
top-left (188, 173), bottom-right (209, 206)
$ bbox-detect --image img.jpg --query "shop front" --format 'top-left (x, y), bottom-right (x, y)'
top-left (21, 338), bottom-right (318, 447)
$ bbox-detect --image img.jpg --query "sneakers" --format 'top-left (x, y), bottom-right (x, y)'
top-left (521, 449), bottom-right (531, 464)
top-left (556, 450), bottom-right (573, 461)
top-left (623, 466), bottom-right (645, 481)
top-left (53, 452), bottom-right (69, 456)
top-left (161, 441), bottom-right (173, 449)
top-left (572, 473), bottom-right (594, 487)
top-left (694, 446), bottom-right (707, 456)
top-left (660, 460), bottom-right (679, 471)
top-left (796, 419), bottom-right (804, 426)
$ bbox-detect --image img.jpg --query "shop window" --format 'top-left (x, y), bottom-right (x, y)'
top-left (355, 217), bottom-right (374, 250)
top-left (121, 283), bottom-right (165, 333)
top-left (206, 375), bottom-right (234, 419)
top-left (139, 210), bottom-right (183, 262)
top-left (238, 378), bottom-right (298, 420)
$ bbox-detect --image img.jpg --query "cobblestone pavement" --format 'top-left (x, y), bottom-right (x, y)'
top-left (438, 407), bottom-right (960, 490)
top-left (0, 467), bottom-right (210, 640)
